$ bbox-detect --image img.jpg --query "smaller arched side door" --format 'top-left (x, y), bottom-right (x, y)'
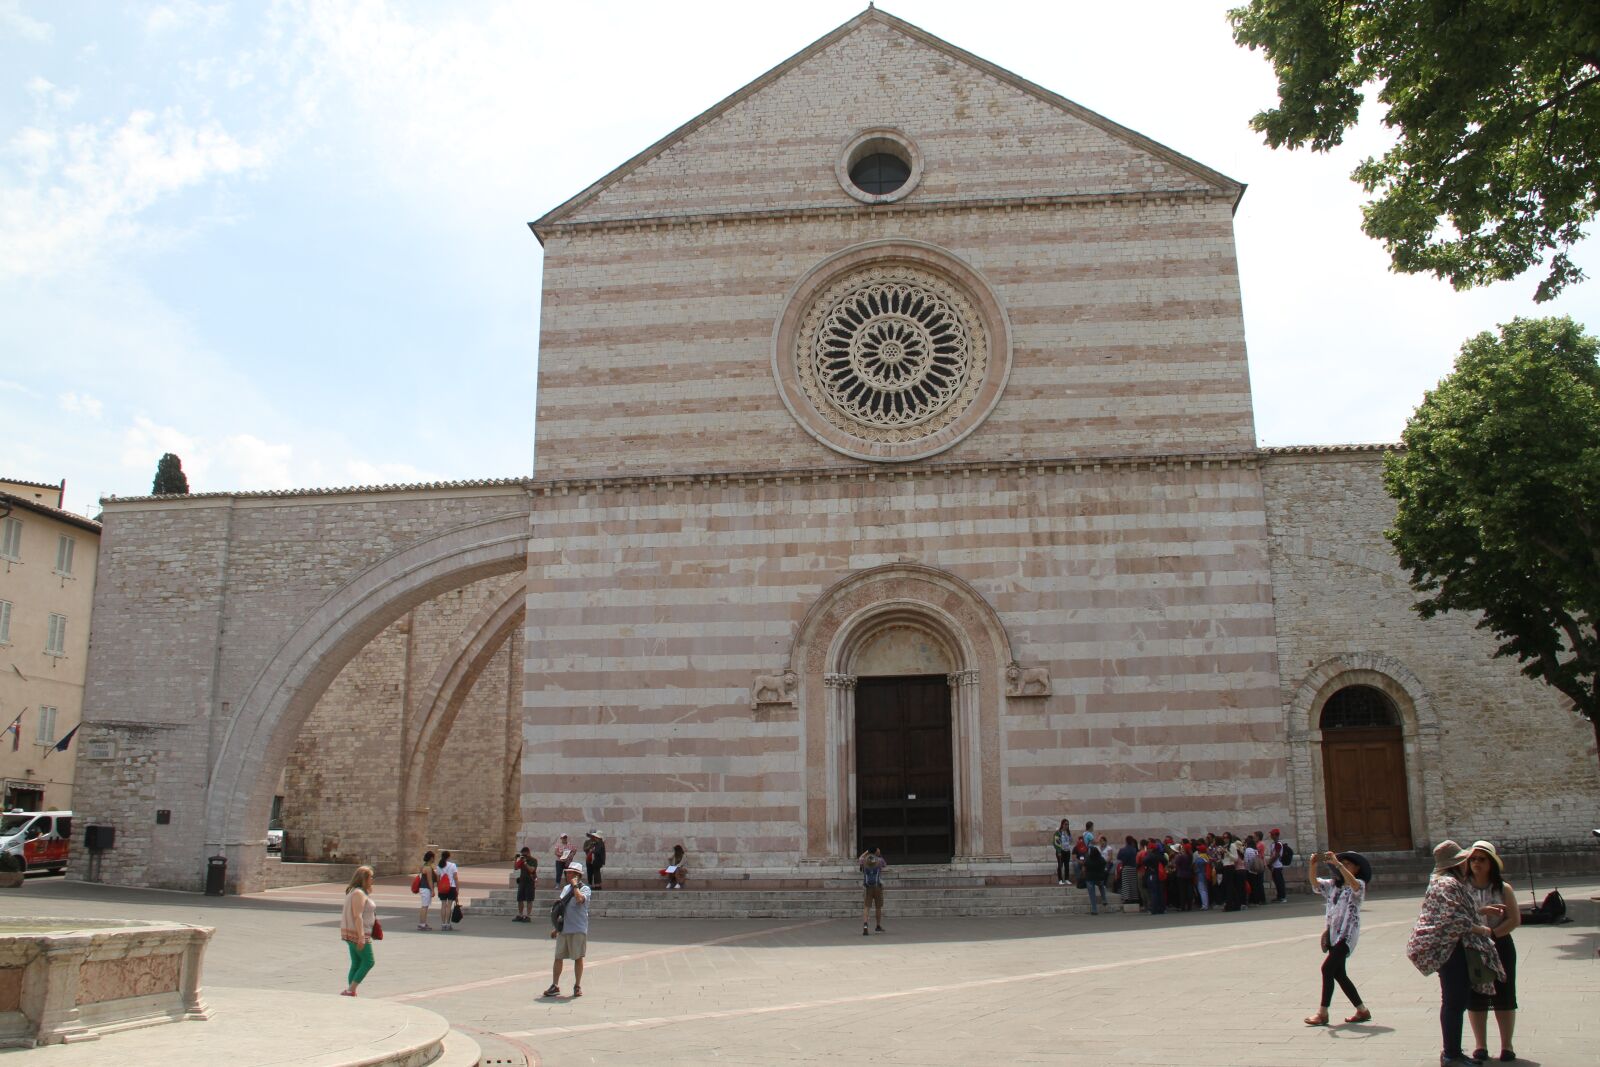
top-left (1320, 685), bottom-right (1413, 852)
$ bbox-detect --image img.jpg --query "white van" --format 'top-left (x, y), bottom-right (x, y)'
top-left (0, 810), bottom-right (72, 871)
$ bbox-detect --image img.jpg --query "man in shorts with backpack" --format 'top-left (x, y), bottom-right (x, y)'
top-left (545, 862), bottom-right (591, 997)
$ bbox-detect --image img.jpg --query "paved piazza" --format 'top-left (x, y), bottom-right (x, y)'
top-left (5, 868), bottom-right (1596, 1066)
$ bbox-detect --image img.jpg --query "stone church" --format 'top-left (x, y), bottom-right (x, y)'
top-left (73, 9), bottom-right (1598, 892)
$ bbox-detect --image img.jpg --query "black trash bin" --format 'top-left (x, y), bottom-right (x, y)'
top-left (205, 854), bottom-right (227, 896)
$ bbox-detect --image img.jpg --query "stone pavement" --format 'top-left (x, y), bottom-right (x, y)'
top-left (3, 869), bottom-right (1595, 1066)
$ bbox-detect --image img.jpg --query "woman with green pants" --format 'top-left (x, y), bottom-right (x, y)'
top-left (340, 865), bottom-right (378, 996)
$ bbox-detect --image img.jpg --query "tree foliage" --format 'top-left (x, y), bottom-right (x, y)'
top-left (152, 453), bottom-right (190, 496)
top-left (1383, 317), bottom-right (1600, 750)
top-left (1230, 0), bottom-right (1600, 301)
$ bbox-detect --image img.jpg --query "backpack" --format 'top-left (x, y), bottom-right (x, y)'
top-left (410, 874), bottom-right (421, 894)
top-left (550, 887), bottom-right (573, 931)
top-left (1520, 889), bottom-right (1567, 925)
top-left (1279, 843), bottom-right (1294, 865)
top-left (1246, 850), bottom-right (1264, 874)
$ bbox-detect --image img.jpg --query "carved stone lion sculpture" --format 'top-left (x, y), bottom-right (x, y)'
top-left (751, 669), bottom-right (799, 708)
top-left (1005, 662), bottom-right (1051, 697)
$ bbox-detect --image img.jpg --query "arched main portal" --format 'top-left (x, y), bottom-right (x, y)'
top-left (792, 565), bottom-right (1016, 864)
top-left (206, 513), bottom-right (528, 892)
top-left (850, 623), bottom-right (958, 862)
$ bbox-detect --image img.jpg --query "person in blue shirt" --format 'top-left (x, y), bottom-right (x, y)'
top-left (544, 862), bottom-right (592, 998)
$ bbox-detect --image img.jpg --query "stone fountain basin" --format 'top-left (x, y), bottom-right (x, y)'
top-left (0, 917), bottom-right (211, 1047)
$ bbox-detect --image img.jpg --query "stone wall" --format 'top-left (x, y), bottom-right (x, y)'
top-left (1261, 447), bottom-right (1600, 851)
top-left (71, 484), bottom-right (529, 891)
top-left (520, 458), bottom-right (1285, 872)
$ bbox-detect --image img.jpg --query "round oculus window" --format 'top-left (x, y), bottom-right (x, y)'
top-left (836, 129), bottom-right (922, 204)
top-left (848, 152), bottom-right (911, 195)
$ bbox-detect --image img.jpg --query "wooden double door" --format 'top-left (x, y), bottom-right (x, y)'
top-left (855, 675), bottom-right (954, 863)
top-left (1322, 727), bottom-right (1413, 851)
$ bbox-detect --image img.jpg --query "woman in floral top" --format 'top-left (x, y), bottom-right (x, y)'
top-left (1303, 851), bottom-right (1369, 1026)
top-left (1406, 840), bottom-right (1505, 1066)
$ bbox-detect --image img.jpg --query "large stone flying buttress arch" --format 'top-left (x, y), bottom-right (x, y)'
top-left (399, 578), bottom-right (527, 862)
top-left (789, 563), bottom-right (1018, 863)
top-left (206, 513), bottom-right (529, 891)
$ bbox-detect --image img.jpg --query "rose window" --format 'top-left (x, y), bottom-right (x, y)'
top-left (796, 266), bottom-right (987, 442)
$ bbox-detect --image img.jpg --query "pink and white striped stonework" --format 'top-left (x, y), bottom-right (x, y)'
top-left (519, 10), bottom-right (1278, 873)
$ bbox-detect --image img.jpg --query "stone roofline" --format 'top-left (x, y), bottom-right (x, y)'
top-left (97, 444), bottom-right (1402, 508)
top-left (532, 188), bottom-right (1236, 242)
top-left (0, 490), bottom-right (103, 535)
top-left (528, 6), bottom-right (1244, 242)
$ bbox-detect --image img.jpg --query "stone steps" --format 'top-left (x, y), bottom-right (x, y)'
top-left (467, 885), bottom-right (1102, 919)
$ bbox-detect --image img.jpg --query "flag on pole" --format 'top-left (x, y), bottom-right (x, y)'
top-left (42, 724), bottom-right (78, 760)
top-left (5, 709), bottom-right (23, 753)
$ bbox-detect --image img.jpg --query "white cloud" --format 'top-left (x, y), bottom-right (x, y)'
top-left (0, 107), bottom-right (268, 280)
top-left (58, 391), bottom-right (103, 419)
top-left (217, 433), bottom-right (294, 489)
top-left (0, 1), bottom-right (51, 42)
top-left (121, 416), bottom-right (200, 477)
top-left (146, 2), bottom-right (228, 36)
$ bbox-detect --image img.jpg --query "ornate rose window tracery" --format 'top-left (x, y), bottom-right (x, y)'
top-left (773, 242), bottom-right (1012, 463)
top-left (799, 268), bottom-right (986, 440)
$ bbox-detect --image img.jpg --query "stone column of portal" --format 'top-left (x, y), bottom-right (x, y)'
top-left (948, 668), bottom-right (983, 860)
top-left (823, 673), bottom-right (857, 859)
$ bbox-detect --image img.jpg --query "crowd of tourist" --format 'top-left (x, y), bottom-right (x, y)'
top-left (1054, 820), bottom-right (1294, 915)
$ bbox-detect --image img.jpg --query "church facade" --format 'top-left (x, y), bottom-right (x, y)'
top-left (72, 10), bottom-right (1597, 892)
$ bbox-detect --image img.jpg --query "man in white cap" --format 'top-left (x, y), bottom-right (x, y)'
top-left (544, 861), bottom-right (591, 998)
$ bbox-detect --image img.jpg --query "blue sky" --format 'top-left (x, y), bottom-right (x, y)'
top-left (4, 1), bottom-right (1597, 517)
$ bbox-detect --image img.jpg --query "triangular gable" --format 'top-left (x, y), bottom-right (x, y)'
top-left (532, 7), bottom-right (1242, 237)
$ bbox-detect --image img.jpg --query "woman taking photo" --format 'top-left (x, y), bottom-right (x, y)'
top-left (340, 865), bottom-right (378, 996)
top-left (1406, 840), bottom-right (1504, 1066)
top-left (1304, 851), bottom-right (1370, 1026)
top-left (1464, 840), bottom-right (1520, 1063)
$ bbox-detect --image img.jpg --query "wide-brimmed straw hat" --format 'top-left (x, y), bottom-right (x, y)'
top-left (1431, 839), bottom-right (1472, 874)
top-left (1467, 840), bottom-right (1503, 876)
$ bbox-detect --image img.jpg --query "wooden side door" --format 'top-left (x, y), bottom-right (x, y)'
top-left (856, 675), bottom-right (954, 863)
top-left (1322, 727), bottom-right (1412, 851)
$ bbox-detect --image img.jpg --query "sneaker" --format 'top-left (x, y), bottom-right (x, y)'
top-left (874, 925), bottom-right (884, 932)
top-left (862, 925), bottom-right (869, 936)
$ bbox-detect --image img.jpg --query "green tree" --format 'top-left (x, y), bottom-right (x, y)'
top-left (1383, 317), bottom-right (1600, 757)
top-left (152, 453), bottom-right (190, 495)
top-left (1229, 0), bottom-right (1600, 301)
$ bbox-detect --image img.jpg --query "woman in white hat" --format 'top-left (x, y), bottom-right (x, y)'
top-left (1464, 840), bottom-right (1520, 1062)
top-left (1406, 840), bottom-right (1505, 1066)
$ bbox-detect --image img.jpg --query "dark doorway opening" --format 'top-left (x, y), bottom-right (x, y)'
top-left (855, 675), bottom-right (954, 863)
top-left (1320, 685), bottom-right (1413, 851)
